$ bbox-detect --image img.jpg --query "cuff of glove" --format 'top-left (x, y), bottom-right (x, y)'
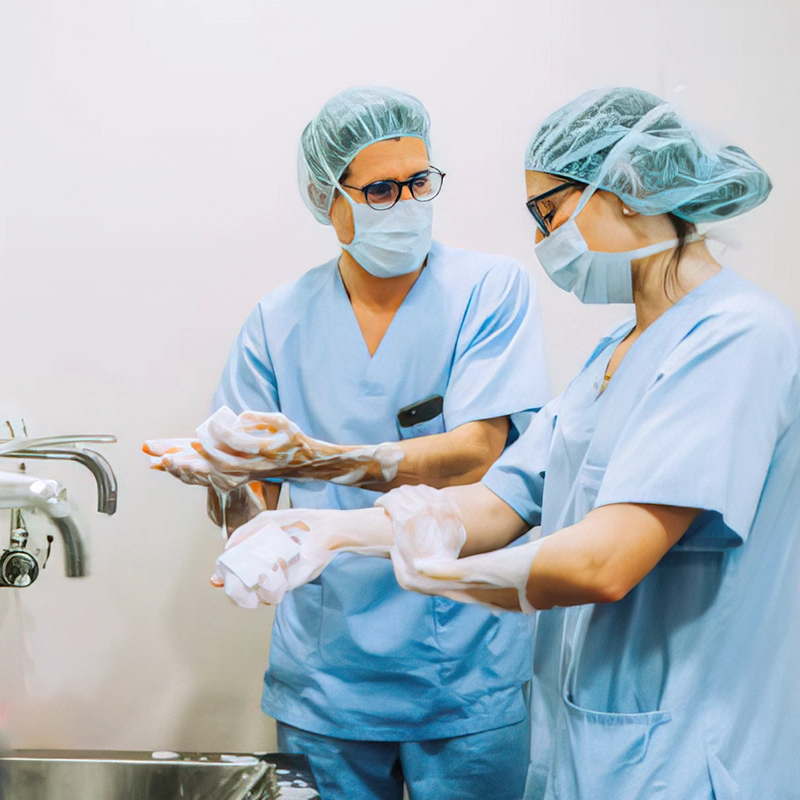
top-left (517, 584), bottom-right (537, 615)
top-left (408, 537), bottom-right (543, 614)
top-left (329, 442), bottom-right (404, 485)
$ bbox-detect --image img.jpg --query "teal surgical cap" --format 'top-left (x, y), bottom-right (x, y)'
top-left (525, 87), bottom-right (771, 223)
top-left (298, 86), bottom-right (432, 225)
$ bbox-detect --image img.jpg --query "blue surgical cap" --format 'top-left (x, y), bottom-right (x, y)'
top-left (298, 86), bottom-right (432, 225)
top-left (525, 87), bottom-right (771, 223)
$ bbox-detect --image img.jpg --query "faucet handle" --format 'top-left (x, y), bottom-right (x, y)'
top-left (0, 549), bottom-right (40, 587)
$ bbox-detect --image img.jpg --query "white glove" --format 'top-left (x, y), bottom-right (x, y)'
top-left (212, 506), bottom-right (393, 608)
top-left (379, 485), bottom-right (541, 614)
top-left (0, 470), bottom-right (72, 519)
top-left (143, 438), bottom-right (244, 491)
top-left (197, 407), bottom-right (404, 485)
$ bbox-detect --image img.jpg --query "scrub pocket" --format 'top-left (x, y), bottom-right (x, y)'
top-left (397, 412), bottom-right (446, 440)
top-left (543, 698), bottom-right (732, 800)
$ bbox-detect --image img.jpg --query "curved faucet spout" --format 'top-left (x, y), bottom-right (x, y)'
top-left (1, 448), bottom-right (118, 516)
top-left (53, 515), bottom-right (88, 577)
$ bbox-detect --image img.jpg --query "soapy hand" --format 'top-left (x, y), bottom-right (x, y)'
top-left (212, 506), bottom-right (393, 608)
top-left (144, 407), bottom-right (404, 489)
top-left (143, 438), bottom-right (244, 491)
top-left (197, 407), bottom-right (403, 485)
top-left (379, 485), bottom-right (541, 613)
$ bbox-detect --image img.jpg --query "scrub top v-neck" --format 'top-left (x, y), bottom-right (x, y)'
top-left (332, 259), bottom-right (430, 366)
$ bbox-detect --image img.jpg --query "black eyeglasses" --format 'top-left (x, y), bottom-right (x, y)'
top-left (526, 181), bottom-right (582, 237)
top-left (341, 167), bottom-right (445, 211)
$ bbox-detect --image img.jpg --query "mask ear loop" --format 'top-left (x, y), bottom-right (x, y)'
top-left (569, 183), bottom-right (600, 220)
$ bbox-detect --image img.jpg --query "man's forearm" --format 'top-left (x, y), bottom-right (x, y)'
top-left (365, 417), bottom-right (510, 491)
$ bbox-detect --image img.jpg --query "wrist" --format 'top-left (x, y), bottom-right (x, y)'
top-left (329, 507), bottom-right (393, 550)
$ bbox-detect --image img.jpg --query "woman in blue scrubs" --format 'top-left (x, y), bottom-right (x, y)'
top-left (252, 87), bottom-right (800, 798)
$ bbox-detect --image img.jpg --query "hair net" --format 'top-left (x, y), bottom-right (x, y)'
top-left (298, 86), bottom-right (431, 225)
top-left (525, 87), bottom-right (771, 223)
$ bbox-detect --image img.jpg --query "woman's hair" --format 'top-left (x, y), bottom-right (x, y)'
top-left (666, 213), bottom-right (698, 299)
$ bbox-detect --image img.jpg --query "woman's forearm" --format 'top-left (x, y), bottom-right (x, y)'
top-left (525, 503), bottom-right (701, 609)
top-left (445, 483), bottom-right (530, 556)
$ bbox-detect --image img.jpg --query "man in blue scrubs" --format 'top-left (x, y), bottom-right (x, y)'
top-left (213, 86), bottom-right (550, 800)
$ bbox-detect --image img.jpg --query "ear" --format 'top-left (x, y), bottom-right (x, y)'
top-left (618, 197), bottom-right (639, 218)
top-left (329, 191), bottom-right (355, 245)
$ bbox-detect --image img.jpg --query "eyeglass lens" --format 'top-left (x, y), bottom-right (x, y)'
top-left (364, 170), bottom-right (444, 210)
top-left (527, 182), bottom-right (579, 237)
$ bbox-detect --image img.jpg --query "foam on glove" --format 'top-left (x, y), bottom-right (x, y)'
top-left (380, 485), bottom-right (541, 614)
top-left (213, 507), bottom-right (393, 609)
top-left (198, 407), bottom-right (404, 484)
top-left (144, 407), bottom-right (404, 488)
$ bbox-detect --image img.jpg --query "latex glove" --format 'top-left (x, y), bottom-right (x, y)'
top-left (0, 470), bottom-right (72, 519)
top-left (197, 407), bottom-right (403, 485)
top-left (212, 507), bottom-right (392, 608)
top-left (142, 438), bottom-right (244, 491)
top-left (379, 485), bottom-right (541, 613)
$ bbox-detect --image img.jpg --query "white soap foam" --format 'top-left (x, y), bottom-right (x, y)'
top-left (151, 751), bottom-right (180, 760)
top-left (219, 754), bottom-right (260, 765)
top-left (277, 788), bottom-right (319, 799)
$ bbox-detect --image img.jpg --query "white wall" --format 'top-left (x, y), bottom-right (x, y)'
top-left (0, 0), bottom-right (797, 752)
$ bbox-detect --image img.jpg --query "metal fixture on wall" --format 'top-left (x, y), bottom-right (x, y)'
top-left (0, 421), bottom-right (117, 587)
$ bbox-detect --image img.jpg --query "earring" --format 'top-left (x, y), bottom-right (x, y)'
top-left (622, 207), bottom-right (632, 216)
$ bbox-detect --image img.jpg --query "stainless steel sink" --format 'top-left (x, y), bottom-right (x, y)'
top-left (0, 749), bottom-right (277, 800)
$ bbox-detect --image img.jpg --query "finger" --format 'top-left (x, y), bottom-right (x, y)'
top-left (224, 574), bottom-right (259, 609)
top-left (280, 520), bottom-right (310, 533)
top-left (143, 439), bottom-right (196, 457)
top-left (412, 556), bottom-right (468, 582)
top-left (237, 411), bottom-right (289, 434)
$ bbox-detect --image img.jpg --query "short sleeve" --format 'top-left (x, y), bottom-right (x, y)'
top-left (596, 312), bottom-right (796, 546)
top-left (213, 304), bottom-right (280, 415)
top-left (481, 396), bottom-right (561, 527)
top-left (444, 263), bottom-right (551, 431)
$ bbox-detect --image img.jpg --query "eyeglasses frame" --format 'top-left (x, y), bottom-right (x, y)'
top-left (340, 167), bottom-right (446, 210)
top-left (526, 181), bottom-right (584, 237)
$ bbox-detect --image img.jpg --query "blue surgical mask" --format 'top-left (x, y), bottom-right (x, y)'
top-left (534, 185), bottom-right (680, 304)
top-left (339, 193), bottom-right (433, 279)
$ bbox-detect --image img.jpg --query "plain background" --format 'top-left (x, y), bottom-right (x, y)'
top-left (0, 0), bottom-right (797, 752)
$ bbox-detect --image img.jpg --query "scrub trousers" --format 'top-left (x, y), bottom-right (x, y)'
top-left (277, 717), bottom-right (530, 800)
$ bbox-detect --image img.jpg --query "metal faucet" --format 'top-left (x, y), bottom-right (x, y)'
top-left (0, 426), bottom-right (117, 584)
top-left (1, 448), bottom-right (117, 516)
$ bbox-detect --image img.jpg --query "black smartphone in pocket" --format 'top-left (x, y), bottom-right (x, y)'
top-left (397, 395), bottom-right (444, 429)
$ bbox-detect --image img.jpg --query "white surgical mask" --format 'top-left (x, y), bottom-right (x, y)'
top-left (340, 192), bottom-right (433, 279)
top-left (534, 185), bottom-right (681, 304)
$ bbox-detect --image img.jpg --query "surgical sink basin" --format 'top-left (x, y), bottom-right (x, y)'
top-left (0, 749), bottom-right (277, 800)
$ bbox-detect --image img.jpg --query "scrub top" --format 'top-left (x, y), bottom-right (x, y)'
top-left (484, 268), bottom-right (800, 799)
top-left (215, 241), bottom-right (551, 740)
